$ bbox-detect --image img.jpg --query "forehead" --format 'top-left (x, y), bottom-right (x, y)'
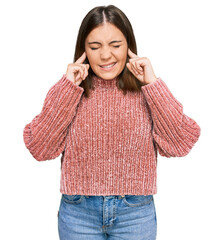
top-left (86, 23), bottom-right (126, 42)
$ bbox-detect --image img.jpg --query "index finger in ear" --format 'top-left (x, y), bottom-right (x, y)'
top-left (75, 52), bottom-right (87, 64)
top-left (128, 48), bottom-right (138, 59)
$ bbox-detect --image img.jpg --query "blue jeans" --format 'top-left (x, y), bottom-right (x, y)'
top-left (58, 194), bottom-right (157, 240)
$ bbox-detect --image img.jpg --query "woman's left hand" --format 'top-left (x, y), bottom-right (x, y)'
top-left (126, 49), bottom-right (157, 84)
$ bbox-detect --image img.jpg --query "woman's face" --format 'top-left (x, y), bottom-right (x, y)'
top-left (85, 22), bottom-right (128, 80)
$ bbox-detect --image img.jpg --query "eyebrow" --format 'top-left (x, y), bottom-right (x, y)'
top-left (88, 40), bottom-right (123, 45)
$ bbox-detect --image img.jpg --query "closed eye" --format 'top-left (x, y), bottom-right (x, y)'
top-left (90, 45), bottom-right (120, 50)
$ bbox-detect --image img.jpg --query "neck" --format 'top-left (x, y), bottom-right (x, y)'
top-left (92, 75), bottom-right (118, 89)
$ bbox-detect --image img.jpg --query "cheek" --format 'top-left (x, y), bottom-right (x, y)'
top-left (86, 51), bottom-right (98, 65)
top-left (117, 52), bottom-right (127, 66)
top-left (86, 51), bottom-right (96, 67)
top-left (117, 48), bottom-right (127, 62)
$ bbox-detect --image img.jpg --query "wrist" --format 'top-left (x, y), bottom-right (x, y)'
top-left (145, 75), bottom-right (158, 84)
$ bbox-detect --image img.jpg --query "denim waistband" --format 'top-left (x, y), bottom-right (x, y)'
top-left (84, 195), bottom-right (125, 199)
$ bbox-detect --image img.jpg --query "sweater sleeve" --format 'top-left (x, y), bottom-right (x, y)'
top-left (141, 78), bottom-right (201, 157)
top-left (23, 74), bottom-right (84, 161)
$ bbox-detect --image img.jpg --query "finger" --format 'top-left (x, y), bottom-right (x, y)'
top-left (83, 67), bottom-right (88, 80)
top-left (128, 48), bottom-right (138, 59)
top-left (81, 65), bottom-right (87, 80)
top-left (75, 69), bottom-right (83, 81)
top-left (75, 72), bottom-right (80, 81)
top-left (129, 62), bottom-right (140, 76)
top-left (129, 58), bottom-right (143, 73)
top-left (135, 61), bottom-right (144, 73)
top-left (80, 66), bottom-right (85, 79)
top-left (127, 63), bottom-right (138, 77)
top-left (126, 63), bottom-right (135, 76)
top-left (128, 58), bottom-right (140, 74)
top-left (75, 52), bottom-right (87, 64)
top-left (132, 65), bottom-right (140, 76)
top-left (129, 58), bottom-right (143, 71)
top-left (81, 68), bottom-right (85, 80)
top-left (84, 64), bottom-right (90, 79)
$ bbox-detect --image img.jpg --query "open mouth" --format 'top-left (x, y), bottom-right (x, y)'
top-left (99, 62), bottom-right (117, 71)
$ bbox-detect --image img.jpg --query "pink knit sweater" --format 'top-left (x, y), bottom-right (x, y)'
top-left (23, 74), bottom-right (200, 196)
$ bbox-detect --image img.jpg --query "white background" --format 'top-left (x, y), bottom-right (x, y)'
top-left (1, 0), bottom-right (223, 239)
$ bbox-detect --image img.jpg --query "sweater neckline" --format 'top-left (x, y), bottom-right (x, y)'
top-left (92, 75), bottom-right (118, 89)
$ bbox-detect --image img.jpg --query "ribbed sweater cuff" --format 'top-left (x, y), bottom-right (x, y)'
top-left (62, 74), bottom-right (84, 92)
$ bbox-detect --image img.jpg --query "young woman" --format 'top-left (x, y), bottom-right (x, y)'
top-left (23, 5), bottom-right (201, 240)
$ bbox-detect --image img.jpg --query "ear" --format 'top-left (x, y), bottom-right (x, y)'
top-left (83, 47), bottom-right (89, 64)
top-left (126, 54), bottom-right (130, 63)
top-left (84, 55), bottom-right (89, 65)
top-left (125, 47), bottom-right (130, 67)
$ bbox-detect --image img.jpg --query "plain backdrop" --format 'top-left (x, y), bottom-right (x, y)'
top-left (1, 0), bottom-right (223, 239)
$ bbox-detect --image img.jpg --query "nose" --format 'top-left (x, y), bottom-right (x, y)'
top-left (100, 46), bottom-right (112, 60)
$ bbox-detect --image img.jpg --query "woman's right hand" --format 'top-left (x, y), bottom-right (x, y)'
top-left (66, 52), bottom-right (90, 86)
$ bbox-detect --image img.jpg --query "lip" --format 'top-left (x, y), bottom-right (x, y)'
top-left (99, 62), bottom-right (117, 71)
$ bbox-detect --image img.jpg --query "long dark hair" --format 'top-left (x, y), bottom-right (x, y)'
top-left (74, 5), bottom-right (146, 98)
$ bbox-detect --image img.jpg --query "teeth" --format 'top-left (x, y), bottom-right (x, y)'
top-left (101, 63), bottom-right (116, 69)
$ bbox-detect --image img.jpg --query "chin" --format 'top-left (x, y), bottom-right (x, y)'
top-left (95, 70), bottom-right (121, 80)
top-left (99, 74), bottom-right (118, 80)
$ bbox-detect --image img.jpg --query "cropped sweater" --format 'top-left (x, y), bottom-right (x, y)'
top-left (23, 74), bottom-right (201, 196)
